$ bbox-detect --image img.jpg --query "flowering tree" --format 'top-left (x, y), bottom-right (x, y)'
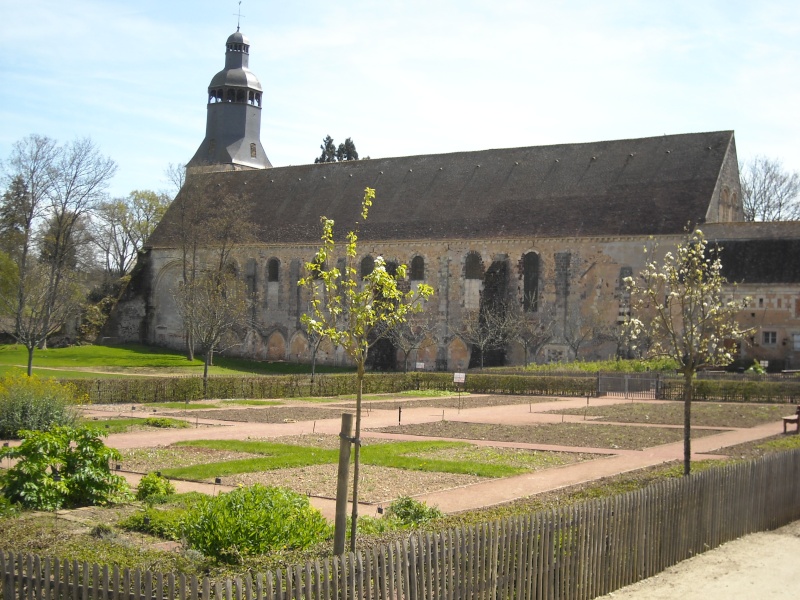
top-left (624, 229), bottom-right (749, 475)
top-left (299, 187), bottom-right (433, 551)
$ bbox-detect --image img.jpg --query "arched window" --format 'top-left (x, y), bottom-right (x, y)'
top-left (236, 89), bottom-right (245, 103)
top-left (523, 252), bottom-right (539, 312)
top-left (386, 261), bottom-right (398, 277)
top-left (226, 89), bottom-right (235, 102)
top-left (465, 252), bottom-right (483, 279)
top-left (410, 256), bottom-right (425, 281)
top-left (361, 255), bottom-right (374, 278)
top-left (267, 258), bottom-right (280, 282)
top-left (245, 258), bottom-right (257, 296)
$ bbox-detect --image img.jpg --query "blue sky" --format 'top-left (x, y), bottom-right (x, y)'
top-left (1, 0), bottom-right (799, 198)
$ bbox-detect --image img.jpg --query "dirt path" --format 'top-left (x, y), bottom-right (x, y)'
top-left (594, 519), bottom-right (800, 599)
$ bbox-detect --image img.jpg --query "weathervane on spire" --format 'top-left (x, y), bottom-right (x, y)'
top-left (235, 1), bottom-right (244, 32)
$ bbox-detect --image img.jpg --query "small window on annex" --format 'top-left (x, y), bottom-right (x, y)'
top-left (361, 255), bottom-right (375, 279)
top-left (267, 258), bottom-right (280, 282)
top-left (465, 252), bottom-right (484, 280)
top-left (410, 256), bottom-right (425, 281)
top-left (522, 252), bottom-right (539, 312)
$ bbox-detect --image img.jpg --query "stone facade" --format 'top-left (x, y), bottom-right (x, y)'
top-left (104, 30), bottom-right (800, 372)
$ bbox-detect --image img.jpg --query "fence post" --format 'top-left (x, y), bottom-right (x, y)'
top-left (333, 413), bottom-right (354, 556)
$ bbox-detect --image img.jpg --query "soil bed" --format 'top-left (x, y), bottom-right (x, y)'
top-left (161, 406), bottom-right (342, 423)
top-left (551, 401), bottom-right (790, 428)
top-left (118, 434), bottom-right (596, 503)
top-left (374, 421), bottom-right (722, 450)
top-left (335, 395), bottom-right (565, 411)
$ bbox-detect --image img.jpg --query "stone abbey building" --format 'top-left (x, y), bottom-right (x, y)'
top-left (108, 30), bottom-right (800, 371)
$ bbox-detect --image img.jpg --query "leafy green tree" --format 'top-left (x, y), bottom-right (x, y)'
top-left (336, 137), bottom-right (359, 161)
top-left (299, 187), bottom-right (433, 551)
top-left (624, 229), bottom-right (750, 475)
top-left (314, 135), bottom-right (359, 163)
top-left (0, 426), bottom-right (129, 510)
top-left (315, 135), bottom-right (338, 163)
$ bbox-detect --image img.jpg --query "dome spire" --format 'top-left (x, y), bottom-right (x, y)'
top-left (186, 24), bottom-right (271, 173)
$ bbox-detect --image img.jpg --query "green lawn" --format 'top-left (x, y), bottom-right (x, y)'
top-left (164, 439), bottom-right (529, 480)
top-left (0, 344), bottom-right (353, 377)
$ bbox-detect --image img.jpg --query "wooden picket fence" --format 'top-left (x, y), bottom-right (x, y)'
top-left (4, 449), bottom-right (800, 600)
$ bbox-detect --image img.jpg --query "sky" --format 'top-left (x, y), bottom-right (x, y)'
top-left (1, 0), bottom-right (799, 199)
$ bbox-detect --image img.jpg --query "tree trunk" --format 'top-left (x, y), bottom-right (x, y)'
top-left (26, 345), bottom-right (34, 377)
top-left (203, 353), bottom-right (210, 399)
top-left (683, 369), bottom-right (694, 476)
top-left (349, 364), bottom-right (364, 552)
top-left (185, 331), bottom-right (194, 361)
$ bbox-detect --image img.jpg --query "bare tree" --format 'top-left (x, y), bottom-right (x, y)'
top-left (173, 269), bottom-right (251, 396)
top-left (39, 138), bottom-right (116, 348)
top-left (385, 304), bottom-right (439, 371)
top-left (0, 260), bottom-right (83, 375)
top-left (461, 301), bottom-right (515, 369)
top-left (94, 190), bottom-right (170, 278)
top-left (507, 296), bottom-right (557, 366)
top-left (562, 300), bottom-right (604, 360)
top-left (2, 135), bottom-right (58, 338)
top-left (740, 156), bottom-right (800, 221)
top-left (173, 176), bottom-right (257, 361)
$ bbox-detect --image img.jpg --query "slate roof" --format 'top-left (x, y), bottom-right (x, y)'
top-left (148, 130), bottom-right (735, 248)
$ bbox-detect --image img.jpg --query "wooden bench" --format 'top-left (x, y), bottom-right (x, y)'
top-left (782, 406), bottom-right (800, 434)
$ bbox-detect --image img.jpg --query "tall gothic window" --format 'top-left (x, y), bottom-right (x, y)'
top-left (267, 258), bottom-right (280, 282)
top-left (361, 255), bottom-right (374, 279)
top-left (465, 252), bottom-right (483, 279)
top-left (523, 252), bottom-right (539, 312)
top-left (410, 256), bottom-right (425, 281)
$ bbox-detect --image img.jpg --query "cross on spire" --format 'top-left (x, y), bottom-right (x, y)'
top-left (235, 1), bottom-right (245, 32)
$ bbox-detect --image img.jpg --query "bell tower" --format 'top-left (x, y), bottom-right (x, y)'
top-left (187, 29), bottom-right (271, 172)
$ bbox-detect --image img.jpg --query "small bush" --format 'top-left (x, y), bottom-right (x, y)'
top-left (120, 506), bottom-right (184, 541)
top-left (136, 472), bottom-right (176, 502)
top-left (181, 485), bottom-right (331, 563)
top-left (0, 373), bottom-right (80, 438)
top-left (385, 496), bottom-right (443, 527)
top-left (0, 426), bottom-right (130, 510)
top-left (143, 417), bottom-right (190, 429)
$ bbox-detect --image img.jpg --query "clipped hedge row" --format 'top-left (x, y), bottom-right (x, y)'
top-left (61, 372), bottom-right (798, 405)
top-left (660, 379), bottom-right (800, 403)
top-left (61, 371), bottom-right (598, 404)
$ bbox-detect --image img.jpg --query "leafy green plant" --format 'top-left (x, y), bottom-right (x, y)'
top-left (181, 485), bottom-right (331, 563)
top-left (120, 506), bottom-right (185, 541)
top-left (0, 372), bottom-right (80, 438)
top-left (143, 417), bottom-right (191, 429)
top-left (0, 426), bottom-right (130, 510)
top-left (385, 496), bottom-right (443, 526)
top-left (136, 472), bottom-right (176, 502)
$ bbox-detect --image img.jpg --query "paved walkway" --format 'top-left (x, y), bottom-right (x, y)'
top-left (79, 395), bottom-right (790, 520)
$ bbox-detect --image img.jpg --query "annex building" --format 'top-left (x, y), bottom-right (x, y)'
top-left (108, 30), bottom-right (800, 371)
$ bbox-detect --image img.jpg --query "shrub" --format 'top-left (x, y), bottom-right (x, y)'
top-left (0, 373), bottom-right (80, 438)
top-left (143, 417), bottom-right (190, 429)
top-left (181, 485), bottom-right (331, 563)
top-left (385, 496), bottom-right (443, 527)
top-left (0, 426), bottom-right (130, 510)
top-left (136, 472), bottom-right (176, 502)
top-left (120, 506), bottom-right (184, 541)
